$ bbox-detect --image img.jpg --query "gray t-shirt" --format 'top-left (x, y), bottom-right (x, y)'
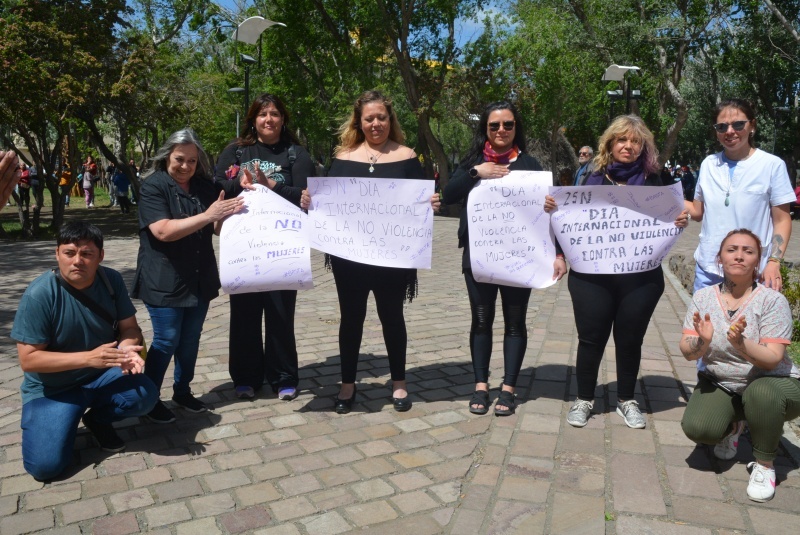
top-left (11, 267), bottom-right (136, 404)
top-left (683, 283), bottom-right (797, 394)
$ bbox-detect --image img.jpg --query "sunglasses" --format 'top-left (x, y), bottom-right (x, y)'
top-left (712, 120), bottom-right (750, 133)
top-left (579, 152), bottom-right (591, 156)
top-left (488, 121), bottom-right (515, 131)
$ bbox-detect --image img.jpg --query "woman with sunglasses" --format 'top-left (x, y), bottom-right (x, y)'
top-left (443, 101), bottom-right (566, 416)
top-left (685, 99), bottom-right (794, 293)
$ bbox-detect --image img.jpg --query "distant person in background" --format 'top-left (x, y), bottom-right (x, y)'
top-left (0, 150), bottom-right (21, 207)
top-left (681, 165), bottom-right (696, 201)
top-left (59, 165), bottom-right (72, 207)
top-left (112, 168), bottom-right (132, 214)
top-left (573, 146), bottom-right (594, 185)
top-left (18, 162), bottom-right (31, 210)
top-left (82, 155), bottom-right (98, 208)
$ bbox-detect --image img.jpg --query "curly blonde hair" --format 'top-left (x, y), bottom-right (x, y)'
top-left (593, 115), bottom-right (659, 175)
top-left (335, 90), bottom-right (405, 155)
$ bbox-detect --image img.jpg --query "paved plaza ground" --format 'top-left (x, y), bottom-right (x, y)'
top-left (1, 215), bottom-right (799, 534)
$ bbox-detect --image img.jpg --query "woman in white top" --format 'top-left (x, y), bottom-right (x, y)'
top-left (685, 99), bottom-right (794, 293)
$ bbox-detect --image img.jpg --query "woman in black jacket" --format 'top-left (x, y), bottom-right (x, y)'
top-left (443, 101), bottom-right (566, 416)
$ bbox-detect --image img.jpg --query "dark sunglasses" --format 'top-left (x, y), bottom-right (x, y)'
top-left (488, 121), bottom-right (515, 131)
top-left (712, 120), bottom-right (750, 133)
top-left (578, 151), bottom-right (591, 156)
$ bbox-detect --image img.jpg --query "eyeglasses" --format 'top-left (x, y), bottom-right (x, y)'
top-left (488, 121), bottom-right (515, 131)
top-left (578, 152), bottom-right (591, 156)
top-left (712, 120), bottom-right (750, 133)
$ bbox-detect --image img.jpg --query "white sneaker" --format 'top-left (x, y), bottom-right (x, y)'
top-left (714, 421), bottom-right (745, 460)
top-left (616, 400), bottom-right (646, 429)
top-left (746, 462), bottom-right (776, 502)
top-left (566, 399), bottom-right (593, 427)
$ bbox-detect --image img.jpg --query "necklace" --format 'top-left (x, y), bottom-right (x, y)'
top-left (721, 282), bottom-right (755, 316)
top-left (364, 142), bottom-right (387, 173)
top-left (604, 174), bottom-right (626, 186)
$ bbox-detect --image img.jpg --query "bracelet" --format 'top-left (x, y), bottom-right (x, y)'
top-left (556, 254), bottom-right (565, 260)
top-left (767, 256), bottom-right (782, 264)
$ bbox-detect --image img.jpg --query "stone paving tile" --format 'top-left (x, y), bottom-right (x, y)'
top-left (611, 452), bottom-right (667, 515)
top-left (549, 492), bottom-right (605, 534)
top-left (671, 495), bottom-right (747, 530)
top-left (615, 515), bottom-right (713, 534)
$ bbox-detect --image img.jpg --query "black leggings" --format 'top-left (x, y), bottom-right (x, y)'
top-left (464, 269), bottom-right (532, 387)
top-left (568, 267), bottom-right (664, 401)
top-left (331, 257), bottom-right (408, 384)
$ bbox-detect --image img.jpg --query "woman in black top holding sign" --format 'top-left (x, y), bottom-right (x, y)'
top-left (565, 115), bottom-right (689, 429)
top-left (215, 94), bottom-right (315, 401)
top-left (443, 101), bottom-right (566, 416)
top-left (300, 90), bottom-right (439, 414)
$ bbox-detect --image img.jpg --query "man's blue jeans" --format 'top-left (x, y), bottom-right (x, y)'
top-left (144, 301), bottom-right (210, 396)
top-left (21, 368), bottom-right (157, 481)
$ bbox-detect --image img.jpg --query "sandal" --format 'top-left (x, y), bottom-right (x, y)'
top-left (494, 390), bottom-right (516, 416)
top-left (469, 389), bottom-right (490, 415)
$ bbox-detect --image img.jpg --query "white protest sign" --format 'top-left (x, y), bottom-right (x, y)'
top-left (219, 184), bottom-right (313, 293)
top-left (550, 182), bottom-right (684, 274)
top-left (467, 170), bottom-right (557, 288)
top-left (307, 176), bottom-right (434, 269)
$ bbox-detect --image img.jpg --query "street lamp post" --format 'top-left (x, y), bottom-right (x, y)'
top-left (240, 54), bottom-right (257, 110)
top-left (602, 64), bottom-right (641, 122)
top-left (228, 87), bottom-right (245, 135)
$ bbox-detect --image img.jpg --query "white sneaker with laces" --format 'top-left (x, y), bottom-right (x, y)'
top-left (566, 399), bottom-right (594, 427)
top-left (616, 400), bottom-right (646, 429)
top-left (714, 421), bottom-right (745, 460)
top-left (746, 461), bottom-right (776, 502)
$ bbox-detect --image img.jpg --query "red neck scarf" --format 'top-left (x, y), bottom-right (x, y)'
top-left (483, 141), bottom-right (520, 164)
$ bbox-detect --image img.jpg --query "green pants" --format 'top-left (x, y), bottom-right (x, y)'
top-left (681, 374), bottom-right (800, 461)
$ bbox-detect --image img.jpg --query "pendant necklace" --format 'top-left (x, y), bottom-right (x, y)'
top-left (365, 142), bottom-right (387, 173)
top-left (605, 174), bottom-right (625, 186)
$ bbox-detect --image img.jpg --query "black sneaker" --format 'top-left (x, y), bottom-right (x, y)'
top-left (172, 392), bottom-right (207, 413)
top-left (81, 410), bottom-right (125, 452)
top-left (146, 400), bottom-right (176, 424)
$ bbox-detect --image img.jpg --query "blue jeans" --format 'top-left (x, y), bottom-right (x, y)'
top-left (21, 368), bottom-right (157, 481)
top-left (144, 301), bottom-right (210, 396)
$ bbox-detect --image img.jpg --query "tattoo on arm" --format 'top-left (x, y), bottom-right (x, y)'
top-left (689, 337), bottom-right (705, 351)
top-left (771, 234), bottom-right (786, 258)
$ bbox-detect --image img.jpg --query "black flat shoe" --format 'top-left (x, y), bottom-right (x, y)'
top-left (392, 396), bottom-right (412, 412)
top-left (334, 385), bottom-right (357, 414)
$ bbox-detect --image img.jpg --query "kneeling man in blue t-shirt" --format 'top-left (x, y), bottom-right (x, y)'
top-left (12, 221), bottom-right (158, 481)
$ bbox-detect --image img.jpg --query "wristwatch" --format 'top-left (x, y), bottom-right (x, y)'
top-left (469, 167), bottom-right (479, 179)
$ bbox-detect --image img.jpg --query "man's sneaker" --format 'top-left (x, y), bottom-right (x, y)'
top-left (147, 401), bottom-right (176, 424)
top-left (172, 392), bottom-right (207, 413)
top-left (81, 410), bottom-right (124, 452)
top-left (616, 400), bottom-right (646, 429)
top-left (235, 386), bottom-right (255, 399)
top-left (566, 399), bottom-right (594, 427)
top-left (746, 462), bottom-right (776, 502)
top-left (278, 387), bottom-right (298, 401)
top-left (714, 421), bottom-right (745, 460)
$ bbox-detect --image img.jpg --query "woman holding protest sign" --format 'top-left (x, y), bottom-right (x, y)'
top-left (679, 229), bottom-right (799, 502)
top-left (684, 99), bottom-right (793, 294)
top-left (442, 101), bottom-right (566, 416)
top-left (565, 115), bottom-right (689, 429)
top-left (300, 90), bottom-right (440, 414)
top-left (216, 93), bottom-right (315, 402)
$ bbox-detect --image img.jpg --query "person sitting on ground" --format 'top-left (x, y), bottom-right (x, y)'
top-left (11, 221), bottom-right (158, 481)
top-left (680, 229), bottom-right (799, 503)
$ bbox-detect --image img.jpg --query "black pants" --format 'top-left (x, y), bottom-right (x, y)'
top-left (568, 267), bottom-right (664, 401)
top-left (117, 195), bottom-right (131, 213)
top-left (228, 290), bottom-right (298, 391)
top-left (331, 257), bottom-right (408, 384)
top-left (464, 269), bottom-right (531, 388)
